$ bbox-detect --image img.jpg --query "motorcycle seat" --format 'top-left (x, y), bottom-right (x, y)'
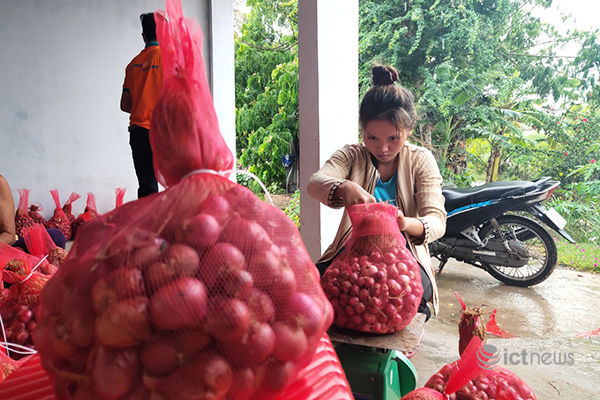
top-left (443, 180), bottom-right (538, 212)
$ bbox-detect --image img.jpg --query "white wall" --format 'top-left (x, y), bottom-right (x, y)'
top-left (298, 0), bottom-right (359, 261)
top-left (0, 0), bottom-right (234, 218)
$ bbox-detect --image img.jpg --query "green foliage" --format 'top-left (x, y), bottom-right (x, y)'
top-left (359, 0), bottom-right (599, 181)
top-left (235, 0), bottom-right (298, 192)
top-left (283, 190), bottom-right (300, 227)
top-left (555, 240), bottom-right (600, 273)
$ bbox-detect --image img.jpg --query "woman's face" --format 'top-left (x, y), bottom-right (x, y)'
top-left (362, 119), bottom-right (410, 164)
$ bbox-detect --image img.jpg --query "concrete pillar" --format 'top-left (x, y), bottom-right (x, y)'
top-left (209, 0), bottom-right (236, 159)
top-left (298, 0), bottom-right (359, 261)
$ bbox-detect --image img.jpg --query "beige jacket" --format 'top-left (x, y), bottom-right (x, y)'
top-left (307, 142), bottom-right (446, 314)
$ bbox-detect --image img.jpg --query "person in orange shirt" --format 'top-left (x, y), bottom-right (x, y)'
top-left (120, 12), bottom-right (162, 198)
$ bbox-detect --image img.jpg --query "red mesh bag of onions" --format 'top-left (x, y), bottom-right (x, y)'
top-left (0, 243), bottom-right (55, 360)
top-left (46, 190), bottom-right (72, 241)
top-left (23, 224), bottom-right (68, 268)
top-left (321, 202), bottom-right (423, 334)
top-left (14, 189), bottom-right (35, 238)
top-left (34, 1), bottom-right (333, 399)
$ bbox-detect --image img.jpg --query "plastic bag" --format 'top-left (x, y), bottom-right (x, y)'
top-left (35, 2), bottom-right (333, 399)
top-left (321, 203), bottom-right (423, 334)
top-left (46, 190), bottom-right (71, 241)
top-left (23, 224), bottom-right (68, 268)
top-left (14, 189), bottom-right (34, 238)
top-left (61, 192), bottom-right (81, 225)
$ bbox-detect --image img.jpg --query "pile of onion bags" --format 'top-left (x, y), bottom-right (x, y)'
top-left (34, 1), bottom-right (333, 399)
top-left (321, 203), bottom-right (423, 334)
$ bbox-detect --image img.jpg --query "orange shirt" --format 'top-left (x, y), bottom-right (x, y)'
top-left (123, 43), bottom-right (162, 129)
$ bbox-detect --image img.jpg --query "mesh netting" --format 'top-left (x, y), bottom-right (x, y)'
top-left (321, 203), bottom-right (423, 334)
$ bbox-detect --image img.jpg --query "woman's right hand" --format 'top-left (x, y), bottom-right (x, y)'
top-left (335, 181), bottom-right (376, 207)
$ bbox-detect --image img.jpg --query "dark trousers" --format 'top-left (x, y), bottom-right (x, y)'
top-left (129, 126), bottom-right (158, 198)
top-left (13, 228), bottom-right (66, 251)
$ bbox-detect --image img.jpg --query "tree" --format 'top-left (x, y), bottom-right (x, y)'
top-left (234, 0), bottom-right (299, 193)
top-left (359, 0), bottom-right (598, 183)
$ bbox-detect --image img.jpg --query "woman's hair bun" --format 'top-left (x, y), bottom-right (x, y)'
top-left (372, 65), bottom-right (399, 86)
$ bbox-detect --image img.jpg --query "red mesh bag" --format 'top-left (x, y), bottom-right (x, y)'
top-left (321, 203), bottom-right (423, 334)
top-left (61, 192), bottom-right (81, 225)
top-left (0, 352), bottom-right (29, 383)
top-left (14, 189), bottom-right (35, 238)
top-left (23, 224), bottom-right (68, 268)
top-left (46, 190), bottom-right (72, 241)
top-left (0, 244), bottom-right (55, 360)
top-left (28, 204), bottom-right (47, 227)
top-left (402, 300), bottom-right (536, 400)
top-left (455, 292), bottom-right (484, 356)
top-left (115, 188), bottom-right (126, 209)
top-left (71, 192), bottom-right (100, 239)
top-left (34, 1), bottom-right (333, 399)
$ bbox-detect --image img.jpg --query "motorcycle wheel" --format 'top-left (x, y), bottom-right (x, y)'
top-left (479, 215), bottom-right (558, 286)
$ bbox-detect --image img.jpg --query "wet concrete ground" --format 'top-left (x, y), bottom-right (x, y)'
top-left (410, 260), bottom-right (600, 399)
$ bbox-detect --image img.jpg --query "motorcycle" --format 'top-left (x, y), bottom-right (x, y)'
top-left (429, 177), bottom-right (574, 286)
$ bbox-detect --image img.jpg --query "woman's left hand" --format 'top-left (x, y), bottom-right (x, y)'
top-left (397, 209), bottom-right (407, 232)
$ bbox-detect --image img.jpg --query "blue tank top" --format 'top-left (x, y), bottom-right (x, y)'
top-left (374, 173), bottom-right (397, 206)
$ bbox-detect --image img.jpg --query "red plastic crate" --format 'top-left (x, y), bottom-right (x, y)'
top-left (0, 354), bottom-right (56, 400)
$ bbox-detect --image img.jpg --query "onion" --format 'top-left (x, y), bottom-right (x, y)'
top-left (206, 297), bottom-right (251, 342)
top-left (149, 278), bottom-right (207, 330)
top-left (272, 322), bottom-right (308, 362)
top-left (282, 292), bottom-right (323, 336)
top-left (92, 346), bottom-right (138, 399)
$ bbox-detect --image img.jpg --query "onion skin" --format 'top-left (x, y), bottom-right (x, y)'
top-left (96, 296), bottom-right (151, 347)
top-left (149, 278), bottom-right (208, 330)
top-left (91, 346), bottom-right (139, 400)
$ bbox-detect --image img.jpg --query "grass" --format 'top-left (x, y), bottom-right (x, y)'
top-left (556, 238), bottom-right (600, 273)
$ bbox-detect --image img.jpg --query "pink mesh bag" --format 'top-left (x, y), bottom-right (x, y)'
top-left (34, 1), bottom-right (333, 399)
top-left (46, 190), bottom-right (71, 241)
top-left (23, 224), bottom-right (67, 268)
top-left (61, 192), bottom-right (81, 225)
top-left (14, 189), bottom-right (35, 238)
top-left (321, 202), bottom-right (423, 334)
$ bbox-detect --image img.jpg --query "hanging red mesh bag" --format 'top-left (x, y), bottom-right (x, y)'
top-left (61, 192), bottom-right (81, 225)
top-left (115, 188), bottom-right (126, 209)
top-left (321, 203), bottom-right (423, 334)
top-left (34, 1), bottom-right (333, 399)
top-left (14, 189), bottom-right (35, 238)
top-left (28, 203), bottom-right (47, 227)
top-left (71, 192), bottom-right (100, 239)
top-left (23, 224), bottom-right (68, 268)
top-left (46, 190), bottom-right (71, 241)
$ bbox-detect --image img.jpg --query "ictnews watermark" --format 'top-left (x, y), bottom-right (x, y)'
top-left (476, 345), bottom-right (575, 370)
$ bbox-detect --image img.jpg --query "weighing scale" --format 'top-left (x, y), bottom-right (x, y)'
top-left (329, 313), bottom-right (426, 399)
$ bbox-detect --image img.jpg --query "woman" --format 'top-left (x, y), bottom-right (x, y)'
top-left (0, 174), bottom-right (17, 245)
top-left (307, 65), bottom-right (446, 319)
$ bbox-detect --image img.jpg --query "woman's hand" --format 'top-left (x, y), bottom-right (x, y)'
top-left (397, 209), bottom-right (408, 231)
top-left (335, 181), bottom-right (376, 207)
